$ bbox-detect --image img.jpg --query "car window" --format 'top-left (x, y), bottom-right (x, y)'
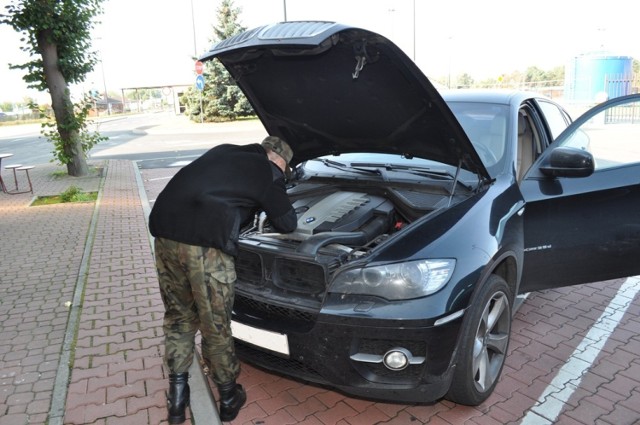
top-left (447, 102), bottom-right (509, 175)
top-left (537, 100), bottom-right (571, 139)
top-left (302, 153), bottom-right (479, 182)
top-left (516, 110), bottom-right (542, 182)
top-left (558, 99), bottom-right (640, 171)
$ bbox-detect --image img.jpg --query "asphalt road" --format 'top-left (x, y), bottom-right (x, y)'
top-left (0, 112), bottom-right (267, 169)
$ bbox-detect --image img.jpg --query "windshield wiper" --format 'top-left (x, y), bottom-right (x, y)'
top-left (311, 158), bottom-right (383, 176)
top-left (353, 162), bottom-right (475, 192)
top-left (353, 162), bottom-right (455, 179)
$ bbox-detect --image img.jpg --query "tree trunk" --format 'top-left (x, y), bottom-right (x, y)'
top-left (37, 30), bottom-right (89, 177)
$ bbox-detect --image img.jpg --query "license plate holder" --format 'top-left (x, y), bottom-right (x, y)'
top-left (231, 320), bottom-right (290, 356)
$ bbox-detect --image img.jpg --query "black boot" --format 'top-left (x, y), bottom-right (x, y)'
top-left (167, 373), bottom-right (190, 424)
top-left (217, 381), bottom-right (246, 422)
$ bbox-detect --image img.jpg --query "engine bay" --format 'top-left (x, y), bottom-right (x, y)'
top-left (239, 180), bottom-right (468, 260)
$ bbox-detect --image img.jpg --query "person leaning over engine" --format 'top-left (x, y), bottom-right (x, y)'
top-left (149, 136), bottom-right (297, 423)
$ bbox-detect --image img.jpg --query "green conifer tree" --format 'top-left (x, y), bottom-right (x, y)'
top-left (184, 0), bottom-right (253, 122)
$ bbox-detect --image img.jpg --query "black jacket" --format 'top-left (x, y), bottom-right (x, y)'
top-left (149, 143), bottom-right (297, 255)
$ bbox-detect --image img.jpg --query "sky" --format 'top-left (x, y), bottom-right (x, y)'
top-left (1, 0), bottom-right (639, 105)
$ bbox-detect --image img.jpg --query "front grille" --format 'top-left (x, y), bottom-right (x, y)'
top-left (235, 340), bottom-right (327, 384)
top-left (234, 295), bottom-right (317, 331)
top-left (275, 258), bottom-right (326, 294)
top-left (236, 248), bottom-right (328, 300)
top-left (236, 250), bottom-right (263, 285)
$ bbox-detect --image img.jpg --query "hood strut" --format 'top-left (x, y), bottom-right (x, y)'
top-left (447, 159), bottom-right (463, 207)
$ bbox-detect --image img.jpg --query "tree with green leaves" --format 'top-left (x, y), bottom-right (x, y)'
top-left (456, 73), bottom-right (475, 89)
top-left (1, 0), bottom-right (106, 176)
top-left (183, 0), bottom-right (253, 122)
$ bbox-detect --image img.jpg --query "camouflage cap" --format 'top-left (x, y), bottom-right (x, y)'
top-left (261, 136), bottom-right (293, 165)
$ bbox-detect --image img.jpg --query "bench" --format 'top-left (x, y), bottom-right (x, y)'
top-left (3, 163), bottom-right (35, 195)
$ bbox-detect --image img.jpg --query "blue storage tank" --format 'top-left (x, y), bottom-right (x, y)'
top-left (564, 54), bottom-right (633, 102)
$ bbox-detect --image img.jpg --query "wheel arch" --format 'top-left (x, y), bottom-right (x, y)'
top-left (467, 251), bottom-right (518, 308)
top-left (490, 254), bottom-right (518, 298)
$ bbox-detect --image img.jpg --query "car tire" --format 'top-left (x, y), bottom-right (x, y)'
top-left (446, 274), bottom-right (512, 405)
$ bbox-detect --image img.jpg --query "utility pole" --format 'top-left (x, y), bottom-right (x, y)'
top-left (191, 0), bottom-right (197, 56)
top-left (191, 0), bottom-right (204, 122)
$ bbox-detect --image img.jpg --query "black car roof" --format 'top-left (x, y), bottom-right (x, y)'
top-left (441, 89), bottom-right (544, 106)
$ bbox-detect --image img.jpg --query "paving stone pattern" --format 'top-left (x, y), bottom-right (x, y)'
top-left (63, 161), bottom-right (169, 425)
top-left (141, 167), bottom-right (640, 425)
top-left (0, 163), bottom-right (102, 425)
top-left (1, 159), bottom-right (639, 425)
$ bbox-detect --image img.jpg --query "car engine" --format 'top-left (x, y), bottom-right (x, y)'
top-left (233, 178), bottom-right (466, 306)
top-left (241, 187), bottom-right (399, 256)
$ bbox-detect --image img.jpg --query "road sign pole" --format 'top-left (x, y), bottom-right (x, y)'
top-left (200, 93), bottom-right (204, 123)
top-left (195, 63), bottom-right (205, 123)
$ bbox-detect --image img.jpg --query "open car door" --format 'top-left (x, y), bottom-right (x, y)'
top-left (519, 94), bottom-right (640, 293)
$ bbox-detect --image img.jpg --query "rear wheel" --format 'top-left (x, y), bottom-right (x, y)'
top-left (446, 274), bottom-right (512, 405)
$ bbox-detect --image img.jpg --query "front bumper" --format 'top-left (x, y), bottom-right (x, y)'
top-left (232, 293), bottom-right (463, 403)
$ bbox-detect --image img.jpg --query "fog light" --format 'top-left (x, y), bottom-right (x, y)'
top-left (383, 348), bottom-right (410, 370)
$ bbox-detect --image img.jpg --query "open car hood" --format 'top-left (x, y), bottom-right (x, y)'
top-left (200, 21), bottom-right (489, 179)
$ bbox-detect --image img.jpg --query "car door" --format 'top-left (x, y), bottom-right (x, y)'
top-left (519, 94), bottom-right (640, 293)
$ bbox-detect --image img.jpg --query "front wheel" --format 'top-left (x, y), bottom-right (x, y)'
top-left (446, 274), bottom-right (512, 405)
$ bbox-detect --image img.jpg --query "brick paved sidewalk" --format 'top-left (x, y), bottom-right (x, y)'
top-left (62, 160), bottom-right (169, 424)
top-left (0, 160), bottom-right (217, 425)
top-left (1, 162), bottom-right (102, 425)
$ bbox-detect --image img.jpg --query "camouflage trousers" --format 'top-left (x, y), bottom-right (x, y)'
top-left (154, 237), bottom-right (240, 385)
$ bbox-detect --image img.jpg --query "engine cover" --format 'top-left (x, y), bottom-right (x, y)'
top-left (291, 191), bottom-right (393, 238)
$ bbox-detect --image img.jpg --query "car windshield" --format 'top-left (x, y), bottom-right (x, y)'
top-left (446, 102), bottom-right (510, 176)
top-left (302, 153), bottom-right (480, 187)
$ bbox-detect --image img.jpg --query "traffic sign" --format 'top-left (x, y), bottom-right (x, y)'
top-left (195, 75), bottom-right (205, 91)
top-left (195, 60), bottom-right (204, 75)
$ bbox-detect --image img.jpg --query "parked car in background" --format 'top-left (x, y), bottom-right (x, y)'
top-left (199, 21), bottom-right (640, 405)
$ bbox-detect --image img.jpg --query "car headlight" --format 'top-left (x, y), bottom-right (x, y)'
top-left (329, 259), bottom-right (456, 300)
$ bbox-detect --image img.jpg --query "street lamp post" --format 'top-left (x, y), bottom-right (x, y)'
top-left (413, 0), bottom-right (416, 61)
top-left (94, 37), bottom-right (110, 116)
top-left (190, 0), bottom-right (204, 122)
top-left (100, 55), bottom-right (110, 115)
top-left (191, 0), bottom-right (198, 56)
top-left (447, 36), bottom-right (453, 89)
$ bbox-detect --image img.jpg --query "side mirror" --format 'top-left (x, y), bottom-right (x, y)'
top-left (539, 147), bottom-right (594, 178)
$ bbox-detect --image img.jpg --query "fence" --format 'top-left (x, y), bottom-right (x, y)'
top-left (605, 102), bottom-right (640, 124)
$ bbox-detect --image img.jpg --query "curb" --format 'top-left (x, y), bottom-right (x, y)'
top-left (47, 162), bottom-right (107, 425)
top-left (133, 161), bottom-right (221, 424)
